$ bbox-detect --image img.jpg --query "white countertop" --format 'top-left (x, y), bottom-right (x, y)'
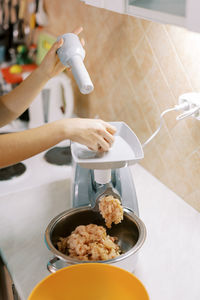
top-left (132, 166), bottom-right (200, 300)
top-left (0, 163), bottom-right (200, 300)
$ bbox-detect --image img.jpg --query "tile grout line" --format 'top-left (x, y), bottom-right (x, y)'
top-left (144, 24), bottom-right (179, 104)
top-left (184, 188), bottom-right (199, 201)
top-left (139, 32), bottom-right (182, 163)
top-left (163, 26), bottom-right (200, 147)
top-left (141, 25), bottom-right (195, 172)
top-left (143, 77), bottom-right (184, 174)
top-left (163, 25), bottom-right (195, 91)
top-left (124, 70), bottom-right (154, 141)
top-left (125, 21), bottom-right (183, 157)
top-left (130, 18), bottom-right (147, 56)
top-left (142, 24), bottom-right (198, 163)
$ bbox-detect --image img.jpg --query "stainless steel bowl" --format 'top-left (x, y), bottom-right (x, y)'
top-left (45, 206), bottom-right (146, 273)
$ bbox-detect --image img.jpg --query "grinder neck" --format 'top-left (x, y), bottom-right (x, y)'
top-left (93, 169), bottom-right (111, 185)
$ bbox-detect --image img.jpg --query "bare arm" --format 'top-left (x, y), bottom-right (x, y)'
top-left (0, 121), bottom-right (65, 167)
top-left (0, 26), bottom-right (116, 168)
top-left (0, 68), bottom-right (49, 126)
top-left (0, 26), bottom-right (85, 127)
top-left (0, 118), bottom-right (116, 168)
top-left (0, 40), bottom-right (65, 127)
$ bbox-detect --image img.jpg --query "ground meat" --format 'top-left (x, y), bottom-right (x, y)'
top-left (99, 195), bottom-right (123, 228)
top-left (57, 224), bottom-right (121, 261)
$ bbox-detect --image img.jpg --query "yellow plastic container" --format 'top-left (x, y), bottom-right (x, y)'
top-left (28, 263), bottom-right (149, 300)
top-left (9, 64), bottom-right (23, 74)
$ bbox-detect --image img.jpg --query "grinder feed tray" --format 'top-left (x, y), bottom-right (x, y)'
top-left (71, 122), bottom-right (144, 169)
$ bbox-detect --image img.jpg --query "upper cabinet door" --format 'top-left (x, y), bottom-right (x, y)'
top-left (81, 0), bottom-right (200, 32)
top-left (127, 0), bottom-right (186, 28)
top-left (81, 0), bottom-right (126, 13)
top-left (81, 0), bottom-right (103, 8)
top-left (186, 0), bottom-right (200, 32)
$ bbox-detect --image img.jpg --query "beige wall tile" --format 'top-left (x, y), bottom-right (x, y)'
top-left (152, 125), bottom-right (174, 157)
top-left (119, 96), bottom-right (152, 143)
top-left (133, 36), bottom-right (155, 79)
top-left (185, 118), bottom-right (200, 151)
top-left (183, 151), bottom-right (200, 192)
top-left (140, 19), bottom-right (152, 32)
top-left (106, 73), bottom-right (138, 119)
top-left (165, 163), bottom-right (194, 199)
top-left (171, 120), bottom-right (197, 160)
top-left (133, 80), bottom-right (161, 133)
top-left (125, 55), bottom-right (145, 87)
top-left (145, 63), bottom-right (176, 111)
top-left (145, 63), bottom-right (178, 130)
top-left (147, 23), bottom-right (193, 99)
top-left (141, 139), bottom-right (168, 180)
top-left (166, 24), bottom-right (200, 92)
top-left (186, 190), bottom-right (200, 211)
top-left (123, 17), bottom-right (144, 51)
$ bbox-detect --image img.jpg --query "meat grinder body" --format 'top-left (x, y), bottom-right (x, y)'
top-left (72, 163), bottom-right (139, 217)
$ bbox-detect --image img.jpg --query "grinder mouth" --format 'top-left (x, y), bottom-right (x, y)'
top-left (45, 206), bottom-right (146, 264)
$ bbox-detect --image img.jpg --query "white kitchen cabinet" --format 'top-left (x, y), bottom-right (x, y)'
top-left (80, 0), bottom-right (126, 13)
top-left (80, 0), bottom-right (200, 32)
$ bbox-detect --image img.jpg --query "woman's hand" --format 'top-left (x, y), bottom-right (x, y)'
top-left (0, 118), bottom-right (116, 168)
top-left (62, 118), bottom-right (116, 152)
top-left (38, 27), bottom-right (85, 80)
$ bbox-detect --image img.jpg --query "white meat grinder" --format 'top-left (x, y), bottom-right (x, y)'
top-left (71, 122), bottom-right (144, 216)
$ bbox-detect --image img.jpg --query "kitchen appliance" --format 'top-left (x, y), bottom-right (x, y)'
top-left (71, 122), bottom-right (143, 209)
top-left (57, 33), bottom-right (94, 95)
top-left (28, 264), bottom-right (149, 300)
top-left (45, 122), bottom-right (146, 273)
top-left (28, 72), bottom-right (74, 128)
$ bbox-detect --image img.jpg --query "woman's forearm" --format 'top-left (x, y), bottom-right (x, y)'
top-left (0, 118), bottom-right (116, 168)
top-left (0, 67), bottom-right (111, 167)
top-left (0, 68), bottom-right (48, 127)
top-left (0, 120), bottom-right (65, 167)
top-left (0, 37), bottom-right (67, 128)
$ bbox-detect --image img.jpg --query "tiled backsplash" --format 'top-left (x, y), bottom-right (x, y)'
top-left (44, 0), bottom-right (200, 211)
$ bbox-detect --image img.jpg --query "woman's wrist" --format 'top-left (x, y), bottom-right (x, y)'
top-left (56, 118), bottom-right (75, 141)
top-left (34, 65), bottom-right (50, 83)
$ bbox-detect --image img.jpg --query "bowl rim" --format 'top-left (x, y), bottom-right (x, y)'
top-left (45, 206), bottom-right (146, 264)
top-left (28, 263), bottom-right (150, 300)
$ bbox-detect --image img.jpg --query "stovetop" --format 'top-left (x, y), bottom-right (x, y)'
top-left (0, 162), bottom-right (26, 181)
top-left (0, 141), bottom-right (72, 197)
